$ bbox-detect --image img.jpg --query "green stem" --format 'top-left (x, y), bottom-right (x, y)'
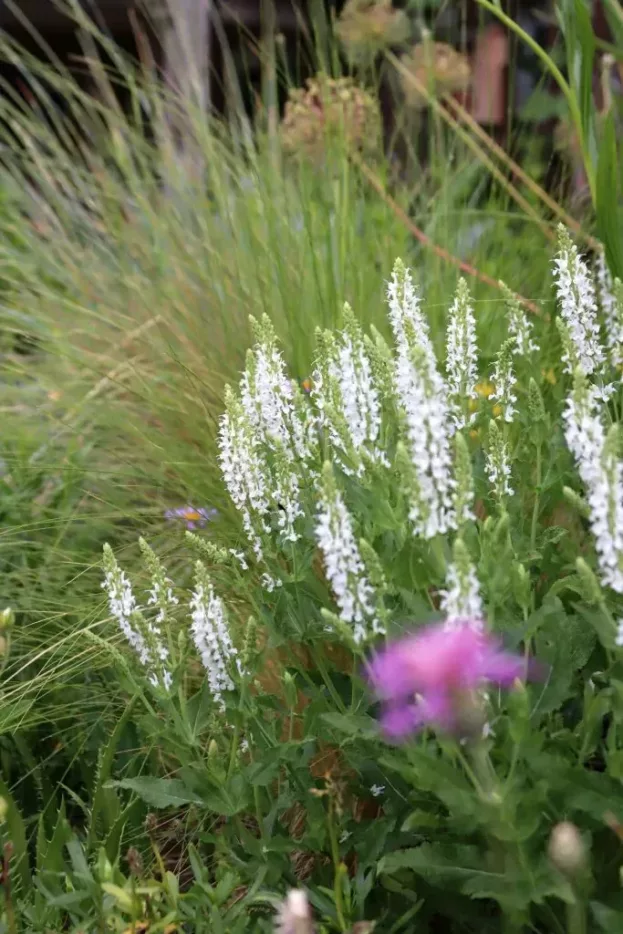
top-left (530, 442), bottom-right (542, 554)
top-left (309, 646), bottom-right (347, 713)
top-left (473, 0), bottom-right (595, 202)
top-left (227, 723), bottom-right (241, 779)
top-left (566, 898), bottom-right (586, 934)
top-left (327, 800), bottom-right (348, 932)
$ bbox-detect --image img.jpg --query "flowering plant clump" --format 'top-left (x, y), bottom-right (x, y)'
top-left (280, 75), bottom-right (381, 168)
top-left (98, 238), bottom-right (623, 933)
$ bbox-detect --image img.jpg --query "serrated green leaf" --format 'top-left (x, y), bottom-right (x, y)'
top-left (0, 777), bottom-right (30, 892)
top-left (111, 777), bottom-right (203, 809)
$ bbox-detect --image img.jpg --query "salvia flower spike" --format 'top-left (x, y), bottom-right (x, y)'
top-left (446, 277), bottom-right (478, 431)
top-left (553, 225), bottom-right (604, 376)
top-left (315, 463), bottom-right (383, 644)
top-left (102, 544), bottom-right (171, 690)
top-left (440, 538), bottom-right (484, 629)
top-left (563, 370), bottom-right (623, 594)
top-left (189, 562), bottom-right (240, 709)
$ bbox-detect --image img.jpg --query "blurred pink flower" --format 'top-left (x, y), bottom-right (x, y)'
top-left (366, 621), bottom-right (523, 740)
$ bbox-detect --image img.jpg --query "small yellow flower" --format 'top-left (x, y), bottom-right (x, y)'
top-left (469, 429), bottom-right (480, 441)
top-left (475, 381), bottom-right (495, 398)
top-left (493, 404), bottom-right (503, 418)
top-left (468, 398), bottom-right (478, 413)
top-left (542, 368), bottom-right (557, 386)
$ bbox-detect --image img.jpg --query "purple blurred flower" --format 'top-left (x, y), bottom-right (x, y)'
top-left (164, 506), bottom-right (218, 530)
top-left (366, 621), bottom-right (524, 741)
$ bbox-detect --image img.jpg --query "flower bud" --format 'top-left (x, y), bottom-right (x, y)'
top-left (0, 608), bottom-right (14, 630)
top-left (512, 563), bottom-right (531, 614)
top-left (276, 889), bottom-right (315, 934)
top-left (208, 739), bottom-right (219, 761)
top-left (548, 821), bottom-right (586, 877)
top-left (528, 378), bottom-right (546, 423)
top-left (283, 672), bottom-right (298, 711)
top-left (563, 486), bottom-right (591, 520)
top-left (0, 797), bottom-right (7, 823)
top-left (575, 557), bottom-right (604, 606)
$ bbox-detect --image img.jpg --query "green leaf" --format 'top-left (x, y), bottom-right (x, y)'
top-left (111, 777), bottom-right (203, 809)
top-left (559, 0), bottom-right (597, 171)
top-left (89, 696), bottom-right (137, 847)
top-left (380, 843), bottom-right (484, 883)
top-left (596, 112), bottom-right (623, 279)
top-left (37, 801), bottom-right (71, 876)
top-left (321, 712), bottom-right (379, 740)
top-left (201, 774), bottom-right (250, 817)
top-left (0, 778), bottom-right (30, 892)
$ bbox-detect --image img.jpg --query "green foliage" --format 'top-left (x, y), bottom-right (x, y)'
top-left (0, 4), bottom-right (621, 932)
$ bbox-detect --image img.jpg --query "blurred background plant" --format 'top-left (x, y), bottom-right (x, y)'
top-left (0, 0), bottom-right (620, 930)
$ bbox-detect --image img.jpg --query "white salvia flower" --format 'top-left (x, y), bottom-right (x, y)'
top-left (485, 420), bottom-right (513, 501)
top-left (616, 620), bottom-right (623, 648)
top-left (440, 539), bottom-right (483, 629)
top-left (453, 432), bottom-right (475, 526)
top-left (315, 466), bottom-right (382, 643)
top-left (386, 258), bottom-right (437, 367)
top-left (313, 305), bottom-right (388, 476)
top-left (230, 549), bottom-right (249, 571)
top-left (394, 339), bottom-right (456, 538)
top-left (139, 538), bottom-right (179, 624)
top-left (503, 284), bottom-right (539, 356)
top-left (243, 316), bottom-right (317, 466)
top-left (189, 562), bottom-right (240, 709)
top-left (370, 784), bottom-right (385, 797)
top-left (490, 340), bottom-right (517, 424)
top-left (386, 260), bottom-right (456, 537)
top-left (563, 372), bottom-right (623, 593)
top-left (446, 278), bottom-right (479, 430)
top-left (240, 737), bottom-right (250, 754)
top-left (219, 320), bottom-right (316, 558)
top-left (553, 226), bottom-right (605, 375)
top-left (219, 387), bottom-right (269, 561)
top-left (595, 250), bottom-right (621, 365)
top-left (260, 572), bottom-right (283, 592)
top-left (101, 544), bottom-right (171, 690)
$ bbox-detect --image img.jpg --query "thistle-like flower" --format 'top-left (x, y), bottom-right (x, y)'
top-left (189, 562), bottom-right (240, 708)
top-left (501, 282), bottom-right (538, 356)
top-left (367, 622), bottom-right (523, 740)
top-left (485, 419), bottom-right (513, 501)
top-left (490, 339), bottom-right (517, 423)
top-left (101, 544), bottom-right (171, 690)
top-left (313, 305), bottom-right (387, 476)
top-left (440, 538), bottom-right (483, 628)
top-left (446, 278), bottom-right (478, 430)
top-left (553, 226), bottom-right (604, 375)
top-left (315, 464), bottom-right (382, 643)
top-left (563, 370), bottom-right (623, 593)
